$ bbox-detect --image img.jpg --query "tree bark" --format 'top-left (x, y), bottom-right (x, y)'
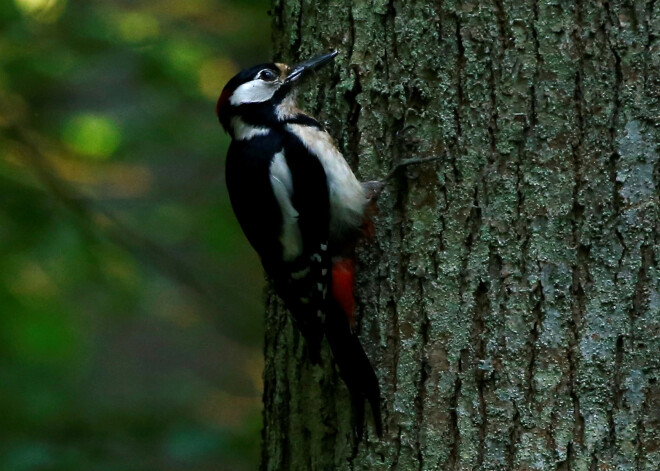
top-left (262, 0), bottom-right (660, 469)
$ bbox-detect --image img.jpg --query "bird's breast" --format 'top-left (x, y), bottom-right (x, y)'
top-left (286, 123), bottom-right (366, 236)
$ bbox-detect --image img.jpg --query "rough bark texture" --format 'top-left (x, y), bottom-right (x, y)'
top-left (262, 0), bottom-right (660, 469)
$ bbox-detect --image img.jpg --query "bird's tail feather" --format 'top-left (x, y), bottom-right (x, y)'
top-left (325, 299), bottom-right (382, 437)
top-left (288, 309), bottom-right (324, 365)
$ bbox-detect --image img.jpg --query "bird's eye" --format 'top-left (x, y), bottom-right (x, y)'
top-left (259, 69), bottom-right (278, 82)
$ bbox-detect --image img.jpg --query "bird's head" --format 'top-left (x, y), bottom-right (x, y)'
top-left (216, 50), bottom-right (338, 135)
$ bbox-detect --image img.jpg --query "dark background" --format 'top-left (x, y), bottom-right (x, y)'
top-left (0, 0), bottom-right (271, 469)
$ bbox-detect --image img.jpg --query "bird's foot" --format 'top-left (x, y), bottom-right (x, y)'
top-left (361, 180), bottom-right (385, 202)
top-left (361, 155), bottom-right (445, 202)
top-left (382, 155), bottom-right (445, 182)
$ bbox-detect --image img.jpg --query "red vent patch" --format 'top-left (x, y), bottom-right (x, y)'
top-left (332, 258), bottom-right (355, 328)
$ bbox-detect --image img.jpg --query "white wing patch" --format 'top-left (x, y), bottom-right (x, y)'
top-left (270, 151), bottom-right (302, 261)
top-left (286, 124), bottom-right (367, 236)
top-left (230, 80), bottom-right (278, 105)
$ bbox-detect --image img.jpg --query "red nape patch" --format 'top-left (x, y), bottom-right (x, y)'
top-left (332, 258), bottom-right (356, 328)
top-left (216, 88), bottom-right (233, 118)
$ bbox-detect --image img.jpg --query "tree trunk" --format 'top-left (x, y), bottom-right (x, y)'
top-left (262, 0), bottom-right (660, 469)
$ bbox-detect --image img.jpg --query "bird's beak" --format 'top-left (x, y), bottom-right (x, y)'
top-left (284, 50), bottom-right (338, 84)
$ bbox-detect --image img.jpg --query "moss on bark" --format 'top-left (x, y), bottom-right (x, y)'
top-left (263, 0), bottom-right (660, 469)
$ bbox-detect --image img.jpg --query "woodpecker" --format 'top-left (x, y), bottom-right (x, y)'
top-left (216, 50), bottom-right (382, 436)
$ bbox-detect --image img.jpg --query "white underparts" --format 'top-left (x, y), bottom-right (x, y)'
top-left (230, 116), bottom-right (269, 141)
top-left (276, 95), bottom-right (300, 120)
top-left (269, 150), bottom-right (302, 261)
top-left (286, 123), bottom-right (367, 236)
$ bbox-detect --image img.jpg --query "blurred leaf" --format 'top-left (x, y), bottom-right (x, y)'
top-left (14, 0), bottom-right (66, 24)
top-left (0, 0), bottom-right (270, 469)
top-left (4, 307), bottom-right (80, 364)
top-left (1, 441), bottom-right (54, 471)
top-left (198, 56), bottom-right (239, 100)
top-left (164, 425), bottom-right (227, 464)
top-left (61, 114), bottom-right (122, 160)
top-left (160, 38), bottom-right (209, 87)
top-left (116, 11), bottom-right (160, 44)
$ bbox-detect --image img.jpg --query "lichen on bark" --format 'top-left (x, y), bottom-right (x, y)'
top-left (263, 0), bottom-right (660, 470)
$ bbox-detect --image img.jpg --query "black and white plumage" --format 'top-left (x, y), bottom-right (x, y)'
top-left (217, 51), bottom-right (381, 436)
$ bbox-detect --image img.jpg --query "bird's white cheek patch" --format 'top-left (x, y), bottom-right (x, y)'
top-left (230, 81), bottom-right (278, 105)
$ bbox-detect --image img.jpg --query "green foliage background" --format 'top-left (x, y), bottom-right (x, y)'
top-left (0, 1), bottom-right (270, 469)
